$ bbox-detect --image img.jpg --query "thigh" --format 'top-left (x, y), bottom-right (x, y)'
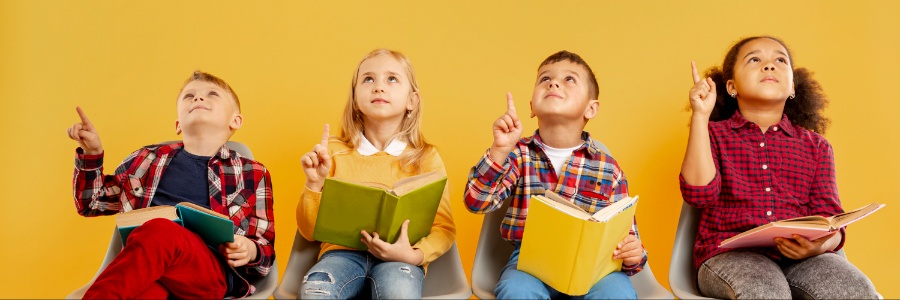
top-left (494, 248), bottom-right (554, 299)
top-left (698, 250), bottom-right (791, 299)
top-left (369, 261), bottom-right (424, 299)
top-left (577, 271), bottom-right (636, 300)
top-left (300, 250), bottom-right (369, 299)
top-left (783, 252), bottom-right (878, 299)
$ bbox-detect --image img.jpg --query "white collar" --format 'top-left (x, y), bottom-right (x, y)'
top-left (357, 134), bottom-right (407, 156)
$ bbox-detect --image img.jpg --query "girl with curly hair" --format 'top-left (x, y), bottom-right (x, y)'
top-left (679, 36), bottom-right (878, 299)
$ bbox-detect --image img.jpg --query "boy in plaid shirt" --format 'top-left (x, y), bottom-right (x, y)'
top-left (67, 71), bottom-right (274, 299)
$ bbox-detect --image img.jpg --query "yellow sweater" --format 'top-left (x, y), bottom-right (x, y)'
top-left (296, 141), bottom-right (456, 270)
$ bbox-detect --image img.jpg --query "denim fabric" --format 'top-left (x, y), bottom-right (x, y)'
top-left (699, 250), bottom-right (878, 299)
top-left (494, 246), bottom-right (637, 299)
top-left (299, 250), bottom-right (424, 299)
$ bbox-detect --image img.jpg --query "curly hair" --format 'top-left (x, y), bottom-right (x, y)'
top-left (697, 36), bottom-right (830, 134)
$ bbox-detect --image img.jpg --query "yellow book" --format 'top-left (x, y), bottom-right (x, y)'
top-left (518, 192), bottom-right (639, 295)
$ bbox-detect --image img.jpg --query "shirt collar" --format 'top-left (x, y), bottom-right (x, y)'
top-left (727, 110), bottom-right (796, 137)
top-left (159, 142), bottom-right (234, 160)
top-left (527, 130), bottom-right (602, 159)
top-left (357, 134), bottom-right (407, 156)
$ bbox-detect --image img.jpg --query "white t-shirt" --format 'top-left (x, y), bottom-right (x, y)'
top-left (542, 143), bottom-right (581, 178)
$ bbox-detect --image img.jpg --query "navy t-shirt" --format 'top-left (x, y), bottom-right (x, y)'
top-left (151, 149), bottom-right (211, 209)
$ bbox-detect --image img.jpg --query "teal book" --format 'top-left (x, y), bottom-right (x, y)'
top-left (313, 171), bottom-right (447, 250)
top-left (115, 202), bottom-right (235, 246)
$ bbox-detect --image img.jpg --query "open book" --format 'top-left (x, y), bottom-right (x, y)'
top-left (719, 202), bottom-right (885, 248)
top-left (313, 171), bottom-right (447, 250)
top-left (115, 202), bottom-right (235, 246)
top-left (518, 192), bottom-right (639, 296)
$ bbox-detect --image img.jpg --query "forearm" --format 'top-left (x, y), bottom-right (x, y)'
top-left (413, 186), bottom-right (456, 265)
top-left (296, 186), bottom-right (321, 241)
top-left (681, 115), bottom-right (716, 186)
top-left (463, 150), bottom-right (518, 213)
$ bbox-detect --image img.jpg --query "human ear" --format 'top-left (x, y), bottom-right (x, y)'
top-left (230, 113), bottom-right (243, 130)
top-left (407, 91), bottom-right (420, 111)
top-left (583, 99), bottom-right (599, 120)
top-left (529, 101), bottom-right (535, 118)
top-left (726, 79), bottom-right (736, 97)
top-left (175, 120), bottom-right (181, 135)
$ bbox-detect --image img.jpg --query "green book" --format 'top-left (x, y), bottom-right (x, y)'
top-left (115, 202), bottom-right (235, 246)
top-left (313, 171), bottom-right (447, 250)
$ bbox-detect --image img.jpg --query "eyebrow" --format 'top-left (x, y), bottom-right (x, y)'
top-left (742, 49), bottom-right (789, 60)
top-left (537, 69), bottom-right (581, 78)
top-left (360, 71), bottom-right (402, 78)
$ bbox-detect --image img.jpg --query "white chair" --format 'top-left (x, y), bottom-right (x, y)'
top-left (669, 202), bottom-right (882, 299)
top-left (66, 141), bottom-right (278, 299)
top-left (274, 230), bottom-right (471, 299)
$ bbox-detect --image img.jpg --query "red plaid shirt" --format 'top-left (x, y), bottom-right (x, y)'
top-left (465, 131), bottom-right (647, 275)
top-left (72, 142), bottom-right (275, 296)
top-left (680, 111), bottom-right (845, 270)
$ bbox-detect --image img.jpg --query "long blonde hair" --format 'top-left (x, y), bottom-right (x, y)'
top-left (339, 48), bottom-right (434, 175)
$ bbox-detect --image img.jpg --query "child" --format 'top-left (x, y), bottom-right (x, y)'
top-left (680, 36), bottom-right (878, 299)
top-left (295, 48), bottom-right (456, 299)
top-left (67, 71), bottom-right (275, 299)
top-left (464, 50), bottom-right (646, 299)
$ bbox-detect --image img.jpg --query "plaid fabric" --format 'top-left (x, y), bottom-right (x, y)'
top-left (680, 111), bottom-right (845, 270)
top-left (464, 130), bottom-right (647, 275)
top-left (72, 142), bottom-right (275, 287)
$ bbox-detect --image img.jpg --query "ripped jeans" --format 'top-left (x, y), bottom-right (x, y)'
top-left (299, 250), bottom-right (424, 299)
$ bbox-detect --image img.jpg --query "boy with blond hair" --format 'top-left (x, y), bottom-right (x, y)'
top-left (464, 51), bottom-right (646, 299)
top-left (67, 71), bottom-right (275, 299)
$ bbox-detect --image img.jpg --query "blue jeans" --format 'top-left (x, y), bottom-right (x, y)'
top-left (299, 250), bottom-right (424, 299)
top-left (495, 246), bottom-right (637, 299)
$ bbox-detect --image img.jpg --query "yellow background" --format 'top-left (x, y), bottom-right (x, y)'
top-left (2, 1), bottom-right (898, 298)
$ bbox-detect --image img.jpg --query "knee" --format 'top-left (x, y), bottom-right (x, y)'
top-left (586, 272), bottom-right (637, 299)
top-left (300, 271), bottom-right (337, 299)
top-left (128, 218), bottom-right (184, 244)
top-left (494, 273), bottom-right (548, 299)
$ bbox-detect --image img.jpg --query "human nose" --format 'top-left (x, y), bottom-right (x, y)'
top-left (192, 95), bottom-right (205, 102)
top-left (372, 81), bottom-right (385, 93)
top-left (547, 78), bottom-right (560, 89)
top-left (763, 61), bottom-right (777, 72)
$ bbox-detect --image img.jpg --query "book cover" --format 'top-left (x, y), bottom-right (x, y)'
top-left (518, 192), bottom-right (639, 295)
top-left (114, 202), bottom-right (234, 246)
top-left (313, 171), bottom-right (447, 250)
top-left (719, 202), bottom-right (885, 248)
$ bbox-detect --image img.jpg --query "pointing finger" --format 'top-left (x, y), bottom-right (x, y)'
top-left (691, 61), bottom-right (701, 84)
top-left (76, 106), bottom-right (94, 127)
top-left (320, 124), bottom-right (330, 147)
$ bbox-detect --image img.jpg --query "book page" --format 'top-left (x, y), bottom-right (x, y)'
top-left (115, 206), bottom-right (178, 228)
top-left (830, 202), bottom-right (885, 228)
top-left (536, 192), bottom-right (592, 220)
top-left (590, 196), bottom-right (638, 222)
top-left (391, 171), bottom-right (445, 196)
top-left (177, 202), bottom-right (229, 219)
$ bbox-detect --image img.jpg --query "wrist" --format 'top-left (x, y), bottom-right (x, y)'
top-left (306, 181), bottom-right (324, 192)
top-left (488, 147), bottom-right (511, 163)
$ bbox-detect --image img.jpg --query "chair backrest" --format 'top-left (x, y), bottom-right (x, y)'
top-left (668, 202), bottom-right (714, 299)
top-left (469, 141), bottom-right (673, 299)
top-left (66, 141), bottom-right (278, 299)
top-left (274, 232), bottom-right (472, 299)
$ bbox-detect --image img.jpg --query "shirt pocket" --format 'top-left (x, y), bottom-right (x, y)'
top-left (574, 178), bottom-right (611, 211)
top-left (775, 153), bottom-right (816, 204)
top-left (126, 175), bottom-right (144, 198)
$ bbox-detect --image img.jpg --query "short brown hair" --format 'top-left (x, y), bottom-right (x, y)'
top-left (178, 71), bottom-right (241, 112)
top-left (539, 51), bottom-right (599, 100)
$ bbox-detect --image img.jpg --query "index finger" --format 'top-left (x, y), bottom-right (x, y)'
top-left (691, 61), bottom-right (702, 84)
top-left (320, 123), bottom-right (330, 147)
top-left (76, 106), bottom-right (93, 126)
top-left (506, 92), bottom-right (516, 114)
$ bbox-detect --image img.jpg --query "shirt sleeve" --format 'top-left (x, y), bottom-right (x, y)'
top-left (238, 165), bottom-right (276, 278)
top-left (463, 148), bottom-right (521, 214)
top-left (807, 139), bottom-right (846, 251)
top-left (412, 152), bottom-right (456, 266)
top-left (72, 147), bottom-right (140, 216)
top-left (611, 169), bottom-right (647, 276)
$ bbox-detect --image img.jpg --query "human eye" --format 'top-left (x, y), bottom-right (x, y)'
top-left (565, 76), bottom-right (576, 83)
top-left (748, 57), bottom-right (760, 63)
top-left (183, 93), bottom-right (194, 100)
top-left (776, 57), bottom-right (788, 64)
top-left (363, 76), bottom-right (374, 83)
top-left (540, 76), bottom-right (550, 82)
top-left (208, 91), bottom-right (219, 97)
top-left (388, 76), bottom-right (399, 83)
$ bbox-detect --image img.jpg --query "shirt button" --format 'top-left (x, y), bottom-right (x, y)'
top-left (762, 164), bottom-right (768, 170)
top-left (773, 126), bottom-right (779, 131)
top-left (760, 142), bottom-right (765, 147)
top-left (766, 211), bottom-right (773, 216)
top-left (765, 187), bottom-right (771, 192)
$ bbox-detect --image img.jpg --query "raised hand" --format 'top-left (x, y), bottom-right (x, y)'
top-left (489, 92), bottom-right (523, 163)
top-left (689, 61), bottom-right (717, 118)
top-left (301, 124), bottom-right (332, 192)
top-left (66, 106), bottom-right (103, 155)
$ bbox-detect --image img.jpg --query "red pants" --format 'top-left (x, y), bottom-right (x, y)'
top-left (83, 218), bottom-right (227, 299)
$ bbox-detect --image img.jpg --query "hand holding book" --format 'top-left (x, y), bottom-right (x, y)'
top-left (360, 219), bottom-right (426, 265)
top-left (774, 231), bottom-right (840, 260)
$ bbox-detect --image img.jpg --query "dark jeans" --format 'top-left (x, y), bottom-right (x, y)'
top-left (698, 250), bottom-right (878, 299)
